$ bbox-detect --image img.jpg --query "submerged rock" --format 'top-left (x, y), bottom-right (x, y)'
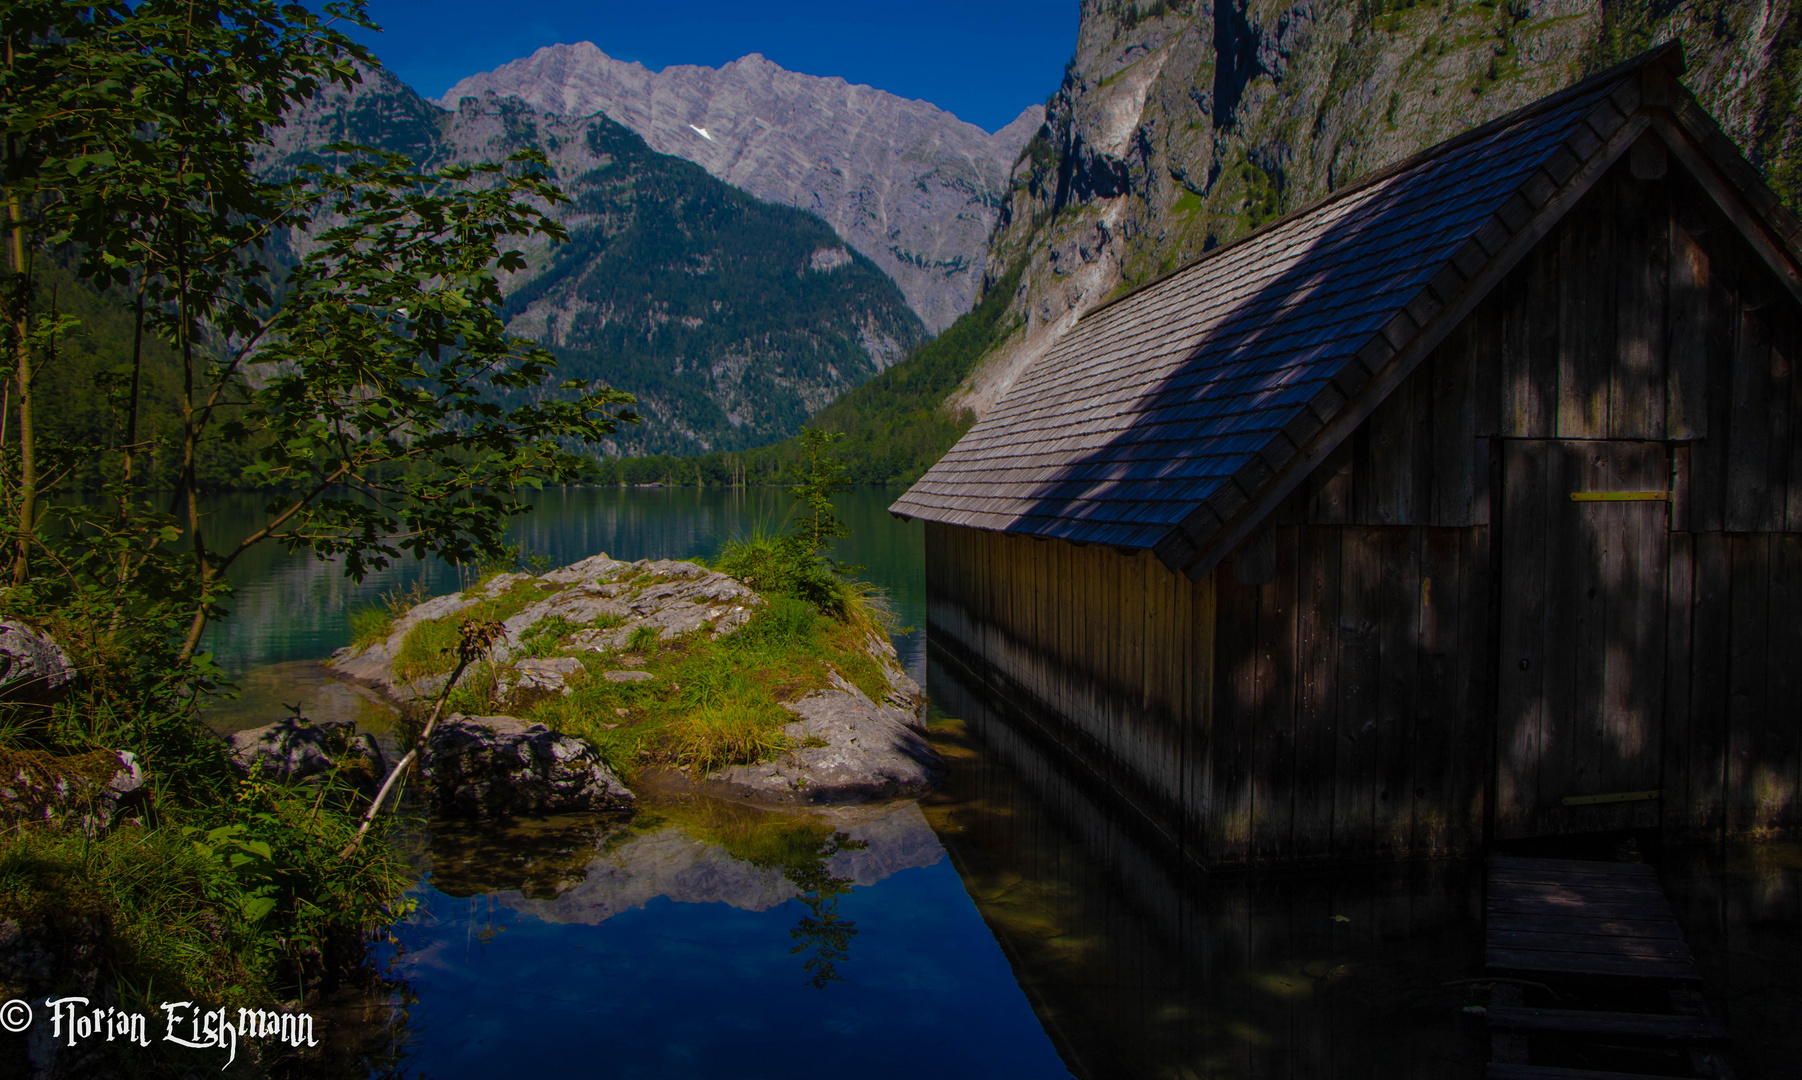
top-left (227, 716), bottom-right (387, 789)
top-left (425, 714), bottom-right (634, 817)
top-left (0, 621), bottom-right (73, 707)
top-left (0, 748), bottom-right (145, 834)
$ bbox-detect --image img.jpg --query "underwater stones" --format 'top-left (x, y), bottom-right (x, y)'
top-left (0, 748), bottom-right (145, 834)
top-left (425, 714), bottom-right (634, 816)
top-left (0, 621), bottom-right (73, 707)
top-left (227, 716), bottom-right (387, 788)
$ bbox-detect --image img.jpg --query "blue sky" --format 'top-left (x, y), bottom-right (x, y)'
top-left (343, 0), bottom-right (1078, 134)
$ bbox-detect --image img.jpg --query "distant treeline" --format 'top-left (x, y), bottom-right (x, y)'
top-left (36, 249), bottom-right (1022, 493)
top-left (596, 259), bottom-right (1025, 488)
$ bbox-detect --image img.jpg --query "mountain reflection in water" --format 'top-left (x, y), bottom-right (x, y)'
top-left (379, 794), bottom-right (1072, 1079)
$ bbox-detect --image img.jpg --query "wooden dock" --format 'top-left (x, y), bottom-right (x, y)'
top-left (1484, 856), bottom-right (1733, 1079)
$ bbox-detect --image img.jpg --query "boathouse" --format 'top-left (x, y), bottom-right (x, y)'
top-left (893, 45), bottom-right (1802, 866)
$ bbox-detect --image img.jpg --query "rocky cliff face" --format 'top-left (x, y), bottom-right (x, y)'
top-left (442, 43), bottom-right (1043, 332)
top-left (269, 67), bottom-right (924, 455)
top-left (958, 0), bottom-right (1802, 418)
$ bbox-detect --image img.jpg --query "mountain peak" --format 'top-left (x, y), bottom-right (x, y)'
top-left (441, 43), bottom-right (1040, 331)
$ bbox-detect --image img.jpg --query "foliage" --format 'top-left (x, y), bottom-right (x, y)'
top-left (489, 112), bottom-right (924, 457)
top-left (709, 429), bottom-right (864, 616)
top-left (3, 0), bottom-right (637, 661)
top-left (520, 585), bottom-right (887, 779)
top-left (0, 634), bottom-right (411, 1041)
top-left (0, 0), bottom-right (632, 1037)
top-left (626, 624), bottom-right (663, 653)
top-left (784, 428), bottom-right (853, 558)
top-left (518, 614), bottom-right (579, 658)
top-left (392, 578), bottom-right (555, 679)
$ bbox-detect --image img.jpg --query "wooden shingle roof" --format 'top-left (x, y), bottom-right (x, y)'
top-left (892, 44), bottom-right (1802, 580)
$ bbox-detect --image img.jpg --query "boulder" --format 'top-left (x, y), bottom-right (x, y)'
top-left (425, 714), bottom-right (634, 816)
top-left (0, 748), bottom-right (145, 834)
top-left (0, 621), bottom-right (73, 707)
top-left (227, 716), bottom-right (387, 788)
top-left (707, 668), bottom-right (942, 805)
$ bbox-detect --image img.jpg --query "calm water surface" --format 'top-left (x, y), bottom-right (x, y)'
top-left (204, 487), bottom-right (1802, 1079)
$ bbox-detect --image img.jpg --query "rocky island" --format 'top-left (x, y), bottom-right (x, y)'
top-left (299, 554), bottom-right (942, 816)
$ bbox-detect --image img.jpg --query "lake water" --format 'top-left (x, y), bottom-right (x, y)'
top-left (203, 487), bottom-right (1802, 1079)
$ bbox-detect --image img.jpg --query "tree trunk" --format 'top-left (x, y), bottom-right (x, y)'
top-left (9, 193), bottom-right (34, 587)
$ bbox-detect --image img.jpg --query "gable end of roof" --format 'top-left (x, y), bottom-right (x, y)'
top-left (893, 44), bottom-right (1802, 582)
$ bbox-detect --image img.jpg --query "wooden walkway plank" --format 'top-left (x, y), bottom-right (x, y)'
top-left (1488, 912), bottom-right (1685, 939)
top-left (1486, 946), bottom-right (1701, 981)
top-left (1487, 1005), bottom-right (1727, 1046)
top-left (1487, 1066), bottom-right (1697, 1080)
top-left (1489, 868), bottom-right (1667, 892)
top-left (1486, 857), bottom-right (1702, 985)
top-left (1486, 883), bottom-right (1676, 913)
top-left (1487, 896), bottom-right (1686, 921)
top-left (1486, 930), bottom-right (1694, 961)
top-left (1489, 856), bottom-right (1660, 877)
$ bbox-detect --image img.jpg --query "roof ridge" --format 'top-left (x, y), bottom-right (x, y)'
top-left (1078, 42), bottom-right (1684, 326)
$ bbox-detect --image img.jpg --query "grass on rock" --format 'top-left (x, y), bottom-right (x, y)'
top-left (465, 582), bottom-right (894, 780)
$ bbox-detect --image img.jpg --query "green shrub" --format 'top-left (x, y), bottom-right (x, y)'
top-left (663, 706), bottom-right (793, 774)
top-left (729, 595), bottom-right (818, 651)
top-left (392, 578), bottom-right (551, 679)
top-left (626, 625), bottom-right (662, 653)
top-left (520, 614), bottom-right (578, 658)
top-left (348, 604), bottom-right (394, 650)
top-left (394, 616), bottom-right (461, 679)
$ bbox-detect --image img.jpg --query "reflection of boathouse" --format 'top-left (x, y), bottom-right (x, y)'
top-left (894, 45), bottom-right (1802, 866)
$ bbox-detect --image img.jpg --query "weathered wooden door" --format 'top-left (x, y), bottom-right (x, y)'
top-left (1494, 440), bottom-right (1670, 838)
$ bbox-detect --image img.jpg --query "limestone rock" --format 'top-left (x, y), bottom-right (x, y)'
top-left (708, 667), bottom-right (941, 806)
top-left (227, 716), bottom-right (387, 787)
top-left (966, 3), bottom-right (1802, 435)
top-left (603, 670), bottom-right (654, 683)
top-left (503, 656), bottom-right (587, 697)
top-left (442, 44), bottom-right (1042, 332)
top-left (425, 714), bottom-right (634, 816)
top-left (0, 748), bottom-right (145, 834)
top-left (330, 556), bottom-right (761, 704)
top-left (0, 621), bottom-right (73, 707)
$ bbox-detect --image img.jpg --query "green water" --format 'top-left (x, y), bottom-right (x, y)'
top-left (200, 485), bottom-right (924, 678)
top-left (199, 486), bottom-right (924, 733)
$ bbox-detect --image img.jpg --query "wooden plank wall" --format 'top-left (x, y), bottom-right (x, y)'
top-left (925, 520), bottom-right (1215, 857)
top-left (1663, 532), bottom-right (1802, 840)
top-left (1282, 159), bottom-right (1797, 533)
top-left (927, 519), bottom-right (1490, 866)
